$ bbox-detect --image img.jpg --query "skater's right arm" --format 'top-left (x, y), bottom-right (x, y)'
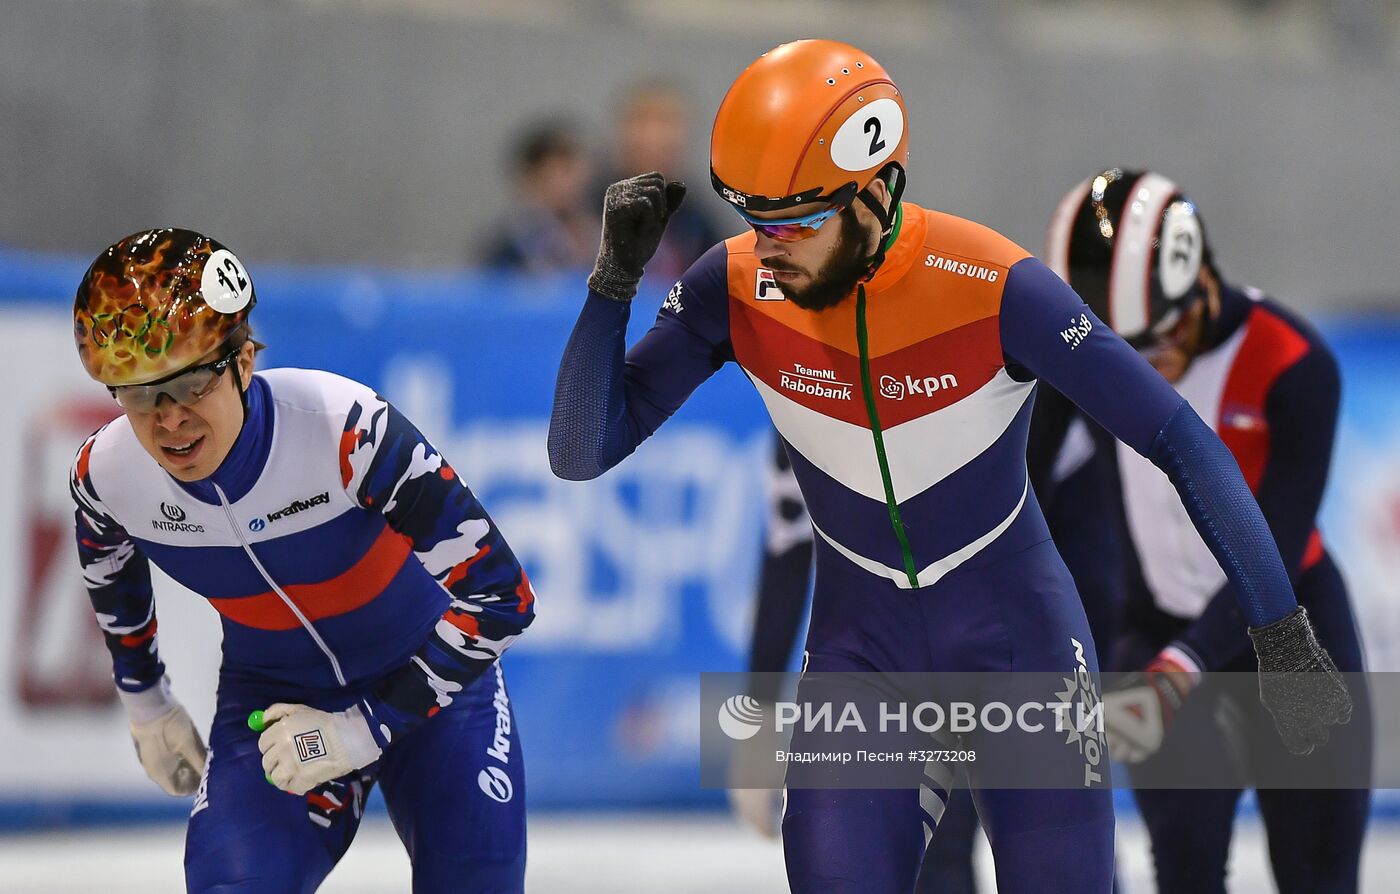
top-left (71, 432), bottom-right (206, 796)
top-left (70, 432), bottom-right (164, 693)
top-left (548, 173), bottom-right (734, 480)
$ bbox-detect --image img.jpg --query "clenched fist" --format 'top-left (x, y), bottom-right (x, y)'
top-left (588, 172), bottom-right (687, 302)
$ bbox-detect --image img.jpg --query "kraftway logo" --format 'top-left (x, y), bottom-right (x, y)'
top-left (260, 491), bottom-right (331, 528)
top-left (879, 372), bottom-right (960, 401)
top-left (152, 502), bottom-right (204, 534)
top-left (779, 363), bottom-right (853, 401)
top-left (478, 766), bottom-right (513, 803)
top-left (477, 664), bottom-right (515, 803)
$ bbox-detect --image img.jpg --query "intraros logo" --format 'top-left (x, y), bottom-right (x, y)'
top-left (152, 502), bottom-right (204, 534)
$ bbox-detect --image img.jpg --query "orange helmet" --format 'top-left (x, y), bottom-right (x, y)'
top-left (711, 39), bottom-right (909, 214)
top-left (74, 228), bottom-right (256, 386)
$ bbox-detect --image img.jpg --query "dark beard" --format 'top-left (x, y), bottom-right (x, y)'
top-left (770, 208), bottom-right (873, 311)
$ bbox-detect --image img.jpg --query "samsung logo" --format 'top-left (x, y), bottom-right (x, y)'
top-left (925, 254), bottom-right (1000, 282)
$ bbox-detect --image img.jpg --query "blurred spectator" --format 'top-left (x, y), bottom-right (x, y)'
top-left (597, 78), bottom-right (726, 283)
top-left (480, 119), bottom-right (601, 273)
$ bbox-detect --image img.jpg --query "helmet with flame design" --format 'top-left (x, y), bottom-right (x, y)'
top-left (74, 228), bottom-right (256, 386)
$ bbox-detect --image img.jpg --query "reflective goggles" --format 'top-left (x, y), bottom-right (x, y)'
top-left (737, 204), bottom-right (843, 243)
top-left (108, 347), bottom-right (239, 413)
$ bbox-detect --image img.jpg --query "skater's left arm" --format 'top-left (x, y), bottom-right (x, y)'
top-left (999, 257), bottom-right (1297, 629)
top-left (1000, 257), bottom-right (1350, 755)
top-left (1170, 343), bottom-right (1341, 672)
top-left (339, 396), bottom-right (535, 745)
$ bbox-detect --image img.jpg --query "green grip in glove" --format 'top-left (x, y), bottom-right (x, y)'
top-left (247, 710), bottom-right (276, 786)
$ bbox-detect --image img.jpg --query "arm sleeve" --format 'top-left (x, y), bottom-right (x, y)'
top-left (747, 437), bottom-right (814, 702)
top-left (339, 397), bottom-right (536, 744)
top-left (1000, 257), bottom-right (1297, 628)
top-left (70, 435), bottom-right (163, 693)
top-left (1172, 345), bottom-right (1340, 670)
top-left (547, 242), bottom-right (734, 480)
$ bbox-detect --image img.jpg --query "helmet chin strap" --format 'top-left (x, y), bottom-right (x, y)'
top-left (856, 163), bottom-right (906, 281)
top-left (230, 358), bottom-right (250, 423)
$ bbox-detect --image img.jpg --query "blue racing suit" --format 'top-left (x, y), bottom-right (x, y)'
top-left (549, 204), bottom-right (1302, 893)
top-left (72, 368), bottom-right (534, 893)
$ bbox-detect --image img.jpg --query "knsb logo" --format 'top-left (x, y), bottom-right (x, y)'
top-left (248, 518), bottom-right (266, 533)
top-left (1060, 313), bottom-right (1093, 350)
top-left (478, 766), bottom-right (514, 803)
top-left (879, 373), bottom-right (959, 401)
top-left (717, 695), bottom-right (764, 741)
top-left (160, 502), bottom-right (187, 522)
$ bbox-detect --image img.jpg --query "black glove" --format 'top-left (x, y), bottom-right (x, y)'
top-left (588, 172), bottom-right (687, 302)
top-left (1248, 606), bottom-right (1352, 755)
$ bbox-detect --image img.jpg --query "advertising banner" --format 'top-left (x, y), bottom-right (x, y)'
top-left (1, 249), bottom-right (1396, 820)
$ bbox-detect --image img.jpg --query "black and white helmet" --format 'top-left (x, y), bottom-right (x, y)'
top-left (1046, 168), bottom-right (1212, 343)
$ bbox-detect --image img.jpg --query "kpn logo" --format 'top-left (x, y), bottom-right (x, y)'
top-left (717, 695), bottom-right (765, 741)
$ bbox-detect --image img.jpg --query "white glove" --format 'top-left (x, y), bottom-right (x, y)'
top-left (1103, 649), bottom-right (1199, 764)
top-left (119, 677), bottom-right (207, 797)
top-left (728, 786), bottom-right (783, 839)
top-left (257, 703), bottom-right (382, 796)
top-left (726, 698), bottom-right (785, 839)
